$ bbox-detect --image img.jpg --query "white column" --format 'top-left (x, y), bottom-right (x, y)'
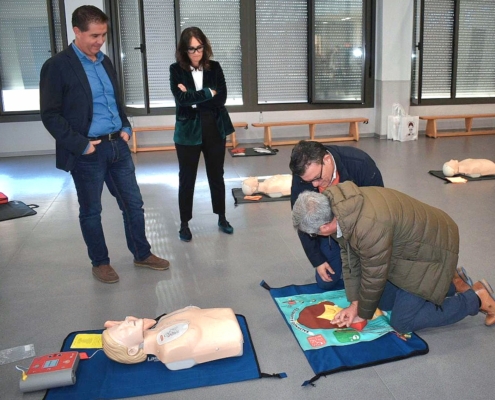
top-left (374, 0), bottom-right (414, 137)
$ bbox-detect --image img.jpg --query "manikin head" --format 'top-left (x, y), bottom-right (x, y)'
top-left (102, 316), bottom-right (156, 364)
top-left (442, 160), bottom-right (459, 177)
top-left (241, 177), bottom-right (259, 195)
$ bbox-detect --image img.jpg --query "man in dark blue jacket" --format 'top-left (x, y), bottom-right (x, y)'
top-left (289, 140), bottom-right (383, 290)
top-left (40, 5), bottom-right (169, 283)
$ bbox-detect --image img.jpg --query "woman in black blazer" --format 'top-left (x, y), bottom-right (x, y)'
top-left (170, 27), bottom-right (235, 242)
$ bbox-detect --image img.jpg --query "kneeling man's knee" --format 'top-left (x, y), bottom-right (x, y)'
top-left (390, 314), bottom-right (414, 334)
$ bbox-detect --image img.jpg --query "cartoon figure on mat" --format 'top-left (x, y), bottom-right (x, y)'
top-left (102, 306), bottom-right (243, 370)
top-left (443, 158), bottom-right (495, 178)
top-left (297, 301), bottom-right (385, 332)
top-left (241, 174), bottom-right (292, 198)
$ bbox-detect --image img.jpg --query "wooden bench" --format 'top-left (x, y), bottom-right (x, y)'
top-left (130, 122), bottom-right (248, 153)
top-left (251, 118), bottom-right (368, 147)
top-left (419, 114), bottom-right (495, 139)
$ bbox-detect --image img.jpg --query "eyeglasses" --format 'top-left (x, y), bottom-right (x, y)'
top-left (302, 157), bottom-right (337, 186)
top-left (187, 45), bottom-right (204, 54)
top-left (303, 162), bottom-right (324, 184)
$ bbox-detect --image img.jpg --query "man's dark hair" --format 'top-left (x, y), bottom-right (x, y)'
top-left (72, 5), bottom-right (109, 32)
top-left (176, 27), bottom-right (213, 71)
top-left (289, 140), bottom-right (328, 176)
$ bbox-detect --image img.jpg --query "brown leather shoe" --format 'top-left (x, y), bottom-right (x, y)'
top-left (472, 280), bottom-right (495, 326)
top-left (134, 254), bottom-right (170, 270)
top-left (453, 271), bottom-right (471, 293)
top-left (92, 264), bottom-right (119, 283)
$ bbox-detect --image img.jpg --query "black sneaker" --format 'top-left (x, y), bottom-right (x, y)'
top-left (179, 226), bottom-right (192, 242)
top-left (218, 220), bottom-right (234, 234)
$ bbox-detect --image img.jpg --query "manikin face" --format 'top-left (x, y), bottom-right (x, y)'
top-left (104, 316), bottom-right (155, 355)
top-left (187, 37), bottom-right (204, 68)
top-left (241, 177), bottom-right (259, 195)
top-left (73, 22), bottom-right (108, 60)
top-left (300, 154), bottom-right (336, 188)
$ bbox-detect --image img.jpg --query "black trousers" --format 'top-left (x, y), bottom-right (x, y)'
top-left (175, 110), bottom-right (226, 223)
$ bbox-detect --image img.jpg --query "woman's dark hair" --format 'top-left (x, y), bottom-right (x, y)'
top-left (289, 140), bottom-right (328, 176)
top-left (72, 5), bottom-right (109, 32)
top-left (176, 27), bottom-right (213, 71)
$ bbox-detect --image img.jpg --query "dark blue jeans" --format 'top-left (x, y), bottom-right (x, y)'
top-left (71, 138), bottom-right (151, 266)
top-left (378, 281), bottom-right (479, 333)
top-left (315, 237), bottom-right (344, 290)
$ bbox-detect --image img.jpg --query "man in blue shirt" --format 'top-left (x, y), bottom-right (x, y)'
top-left (290, 140), bottom-right (384, 290)
top-left (40, 5), bottom-right (169, 283)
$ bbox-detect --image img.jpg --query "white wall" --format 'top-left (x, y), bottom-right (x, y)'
top-left (376, 0), bottom-right (414, 82)
top-left (374, 0), bottom-right (414, 136)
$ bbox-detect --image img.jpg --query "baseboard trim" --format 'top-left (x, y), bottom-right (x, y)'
top-left (0, 149), bottom-right (55, 158)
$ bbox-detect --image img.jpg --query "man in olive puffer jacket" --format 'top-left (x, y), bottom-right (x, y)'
top-left (290, 140), bottom-right (384, 291)
top-left (292, 181), bottom-right (495, 333)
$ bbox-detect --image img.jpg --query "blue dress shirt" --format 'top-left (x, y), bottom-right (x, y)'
top-left (71, 43), bottom-right (131, 138)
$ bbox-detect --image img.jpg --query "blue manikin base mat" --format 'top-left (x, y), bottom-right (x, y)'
top-left (44, 314), bottom-right (274, 400)
top-left (261, 281), bottom-right (429, 386)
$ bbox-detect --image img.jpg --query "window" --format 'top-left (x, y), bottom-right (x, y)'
top-left (256, 0), bottom-right (307, 104)
top-left (113, 0), bottom-right (241, 112)
top-left (180, 0), bottom-right (242, 105)
top-left (411, 0), bottom-right (495, 104)
top-left (312, 0), bottom-right (366, 103)
top-left (256, 0), bottom-right (371, 105)
top-left (0, 0), bottom-right (65, 114)
top-left (457, 1), bottom-right (495, 98)
top-left (116, 0), bottom-right (176, 111)
top-left (108, 0), bottom-right (375, 114)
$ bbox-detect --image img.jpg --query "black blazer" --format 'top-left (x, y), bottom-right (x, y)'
top-left (290, 145), bottom-right (384, 269)
top-left (169, 60), bottom-right (234, 145)
top-left (40, 45), bottom-right (130, 171)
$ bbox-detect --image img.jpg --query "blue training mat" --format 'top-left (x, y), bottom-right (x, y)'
top-left (261, 281), bottom-right (429, 386)
top-left (44, 315), bottom-right (269, 400)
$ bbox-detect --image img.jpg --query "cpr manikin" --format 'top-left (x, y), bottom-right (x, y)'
top-left (102, 306), bottom-right (243, 370)
top-left (443, 159), bottom-right (495, 178)
top-left (241, 174), bottom-right (292, 198)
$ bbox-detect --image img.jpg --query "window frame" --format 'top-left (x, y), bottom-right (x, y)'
top-left (0, 0), bottom-right (67, 121)
top-left (411, 0), bottom-right (495, 106)
top-left (107, 0), bottom-right (375, 116)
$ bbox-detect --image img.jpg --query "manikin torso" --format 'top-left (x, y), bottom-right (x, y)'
top-left (241, 174), bottom-right (292, 198)
top-left (106, 306), bottom-right (244, 370)
top-left (443, 159), bottom-right (495, 177)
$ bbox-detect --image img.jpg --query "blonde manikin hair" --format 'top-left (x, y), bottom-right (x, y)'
top-left (102, 329), bottom-right (147, 364)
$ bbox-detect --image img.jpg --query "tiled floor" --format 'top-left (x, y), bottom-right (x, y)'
top-left (1, 135), bottom-right (494, 400)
